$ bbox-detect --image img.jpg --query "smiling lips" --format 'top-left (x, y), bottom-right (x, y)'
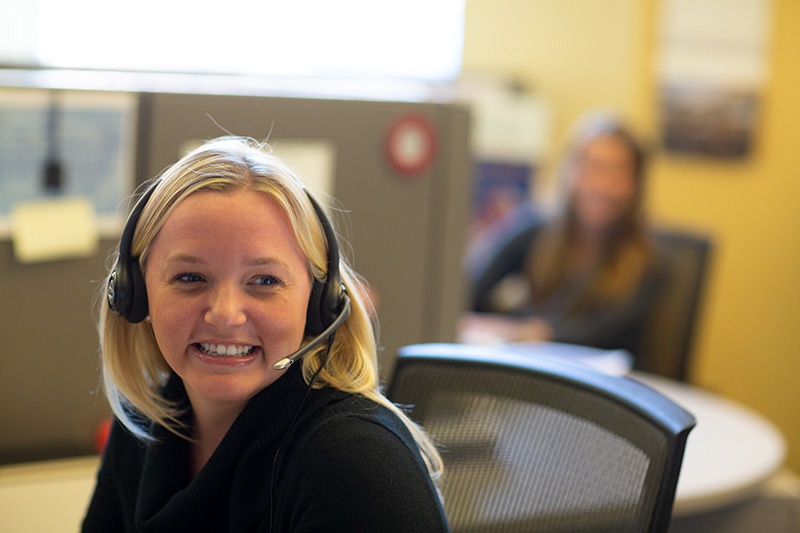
top-left (197, 343), bottom-right (256, 358)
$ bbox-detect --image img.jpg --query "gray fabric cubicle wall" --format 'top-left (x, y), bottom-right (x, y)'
top-left (0, 90), bottom-right (472, 463)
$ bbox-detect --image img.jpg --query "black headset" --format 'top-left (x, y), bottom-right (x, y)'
top-left (106, 180), bottom-right (350, 368)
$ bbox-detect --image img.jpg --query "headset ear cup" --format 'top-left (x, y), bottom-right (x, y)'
top-left (106, 266), bottom-right (124, 317)
top-left (306, 279), bottom-right (326, 336)
top-left (125, 260), bottom-right (149, 323)
top-left (304, 191), bottom-right (346, 337)
top-left (108, 255), bottom-right (134, 319)
top-left (323, 276), bottom-right (344, 327)
top-left (107, 180), bottom-right (158, 323)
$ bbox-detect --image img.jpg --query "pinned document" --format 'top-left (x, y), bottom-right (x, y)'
top-left (10, 197), bottom-right (99, 263)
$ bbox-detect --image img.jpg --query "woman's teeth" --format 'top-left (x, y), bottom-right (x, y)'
top-left (197, 343), bottom-right (255, 357)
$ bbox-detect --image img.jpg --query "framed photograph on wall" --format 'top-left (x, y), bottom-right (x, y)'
top-left (656, 0), bottom-right (772, 159)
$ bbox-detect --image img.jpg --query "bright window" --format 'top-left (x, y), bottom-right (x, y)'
top-left (1, 0), bottom-right (465, 82)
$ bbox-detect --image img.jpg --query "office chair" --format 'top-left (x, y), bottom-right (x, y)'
top-left (387, 343), bottom-right (696, 533)
top-left (638, 228), bottom-right (713, 381)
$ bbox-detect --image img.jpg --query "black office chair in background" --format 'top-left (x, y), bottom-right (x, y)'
top-left (638, 228), bottom-right (713, 381)
top-left (387, 343), bottom-right (696, 533)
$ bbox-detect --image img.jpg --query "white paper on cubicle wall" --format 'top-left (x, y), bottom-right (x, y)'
top-left (178, 138), bottom-right (337, 197)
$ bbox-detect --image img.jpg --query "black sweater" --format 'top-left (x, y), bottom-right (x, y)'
top-left (82, 363), bottom-right (449, 532)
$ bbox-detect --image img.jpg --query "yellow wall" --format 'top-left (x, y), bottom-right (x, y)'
top-left (463, 0), bottom-right (800, 470)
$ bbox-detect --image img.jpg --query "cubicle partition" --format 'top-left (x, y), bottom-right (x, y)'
top-left (0, 87), bottom-right (472, 463)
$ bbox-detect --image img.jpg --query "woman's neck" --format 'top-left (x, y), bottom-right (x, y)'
top-left (187, 394), bottom-right (248, 478)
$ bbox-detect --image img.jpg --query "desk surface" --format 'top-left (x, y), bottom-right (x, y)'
top-left (0, 455), bottom-right (98, 532)
top-left (631, 372), bottom-right (787, 516)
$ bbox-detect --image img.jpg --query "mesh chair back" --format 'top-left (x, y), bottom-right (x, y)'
top-left (387, 344), bottom-right (695, 533)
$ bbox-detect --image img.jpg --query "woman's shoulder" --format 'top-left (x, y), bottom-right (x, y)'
top-left (301, 390), bottom-right (416, 451)
top-left (103, 417), bottom-right (149, 463)
top-left (286, 389), bottom-right (432, 483)
top-left (274, 390), bottom-right (449, 531)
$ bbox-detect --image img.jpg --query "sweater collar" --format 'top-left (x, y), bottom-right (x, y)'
top-left (135, 362), bottom-right (311, 532)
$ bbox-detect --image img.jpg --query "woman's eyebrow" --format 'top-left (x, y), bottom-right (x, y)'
top-left (244, 257), bottom-right (288, 268)
top-left (164, 253), bottom-right (205, 266)
top-left (164, 254), bottom-right (292, 271)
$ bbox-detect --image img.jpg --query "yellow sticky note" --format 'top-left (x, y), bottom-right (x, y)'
top-left (10, 197), bottom-right (99, 263)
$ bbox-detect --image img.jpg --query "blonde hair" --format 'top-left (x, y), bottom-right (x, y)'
top-left (99, 136), bottom-right (442, 484)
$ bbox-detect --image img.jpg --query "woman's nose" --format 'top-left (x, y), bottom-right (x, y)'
top-left (204, 285), bottom-right (247, 328)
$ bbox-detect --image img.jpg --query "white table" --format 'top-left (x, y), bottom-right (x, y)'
top-left (0, 455), bottom-right (99, 532)
top-left (631, 372), bottom-right (787, 516)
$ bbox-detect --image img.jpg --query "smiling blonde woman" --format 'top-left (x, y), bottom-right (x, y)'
top-left (83, 136), bottom-right (447, 533)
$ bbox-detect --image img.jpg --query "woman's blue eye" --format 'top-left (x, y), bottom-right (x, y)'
top-left (253, 276), bottom-right (280, 287)
top-left (176, 273), bottom-right (204, 283)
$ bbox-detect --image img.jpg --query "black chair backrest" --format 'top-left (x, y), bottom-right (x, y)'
top-left (639, 229), bottom-right (713, 381)
top-left (387, 343), bottom-right (696, 533)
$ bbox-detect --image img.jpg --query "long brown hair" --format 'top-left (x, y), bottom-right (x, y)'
top-left (529, 113), bottom-right (653, 313)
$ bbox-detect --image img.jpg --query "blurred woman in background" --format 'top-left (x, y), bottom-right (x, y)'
top-left (463, 112), bottom-right (665, 358)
